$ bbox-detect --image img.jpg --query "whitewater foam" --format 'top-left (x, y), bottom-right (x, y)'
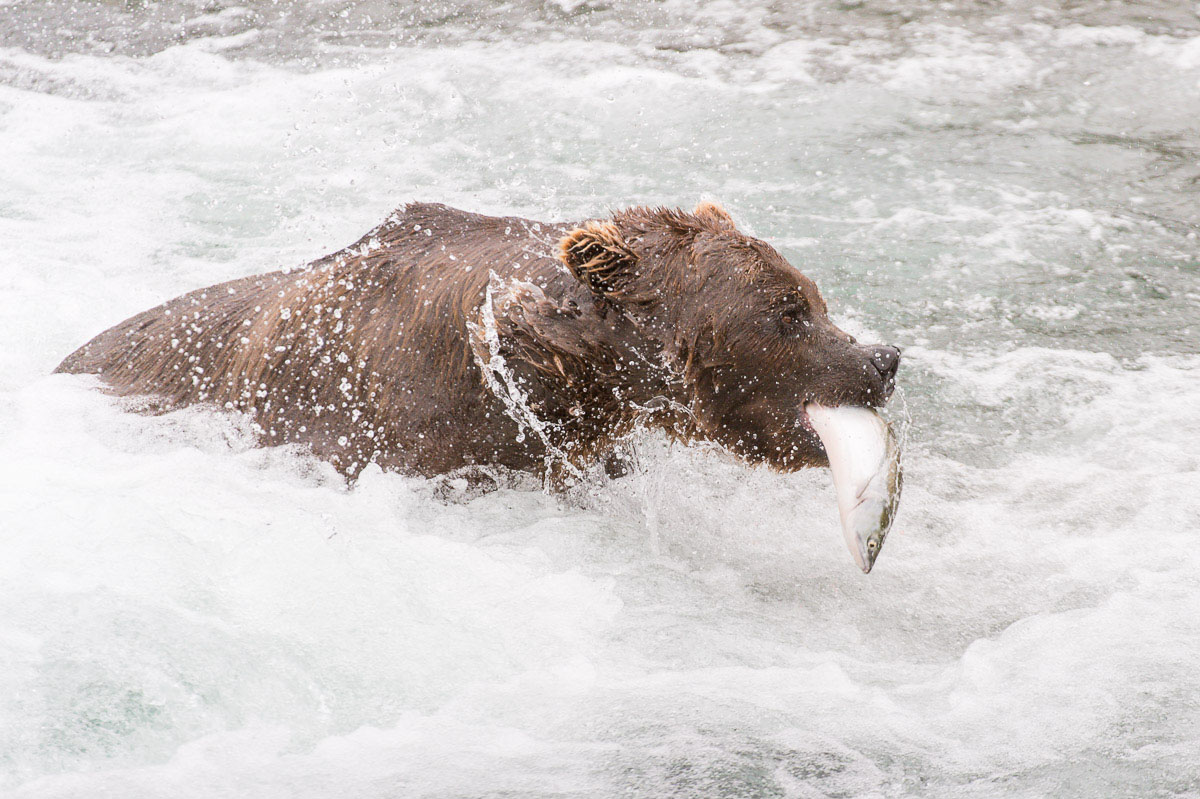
top-left (2, 2), bottom-right (1199, 795)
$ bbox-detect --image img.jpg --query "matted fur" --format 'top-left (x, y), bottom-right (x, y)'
top-left (692, 201), bottom-right (737, 230)
top-left (559, 221), bottom-right (638, 300)
top-left (57, 201), bottom-right (896, 483)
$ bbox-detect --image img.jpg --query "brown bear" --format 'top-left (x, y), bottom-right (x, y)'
top-left (56, 201), bottom-right (900, 486)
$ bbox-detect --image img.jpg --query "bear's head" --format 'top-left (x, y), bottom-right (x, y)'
top-left (558, 202), bottom-right (900, 471)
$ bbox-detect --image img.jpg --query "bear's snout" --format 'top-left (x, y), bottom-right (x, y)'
top-left (854, 344), bottom-right (900, 404)
top-left (869, 346), bottom-right (901, 384)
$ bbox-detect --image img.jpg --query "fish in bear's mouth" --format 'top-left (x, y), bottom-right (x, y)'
top-left (802, 402), bottom-right (903, 574)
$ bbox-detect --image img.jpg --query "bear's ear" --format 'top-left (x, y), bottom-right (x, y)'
top-left (693, 201), bottom-right (736, 231)
top-left (559, 221), bottom-right (638, 298)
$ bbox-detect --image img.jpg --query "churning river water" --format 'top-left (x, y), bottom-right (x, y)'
top-left (2, 1), bottom-right (1200, 796)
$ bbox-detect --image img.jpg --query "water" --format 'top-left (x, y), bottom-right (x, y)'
top-left (2, 1), bottom-right (1199, 796)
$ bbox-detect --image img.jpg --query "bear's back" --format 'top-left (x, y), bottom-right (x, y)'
top-left (55, 202), bottom-right (574, 476)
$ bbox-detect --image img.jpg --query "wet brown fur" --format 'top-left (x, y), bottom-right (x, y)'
top-left (57, 202), bottom-right (895, 482)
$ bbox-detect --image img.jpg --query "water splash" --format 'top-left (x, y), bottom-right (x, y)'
top-left (467, 271), bottom-right (584, 486)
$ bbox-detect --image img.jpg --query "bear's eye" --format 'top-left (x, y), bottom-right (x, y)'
top-left (780, 307), bottom-right (807, 329)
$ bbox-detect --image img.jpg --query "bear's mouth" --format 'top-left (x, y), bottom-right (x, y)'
top-left (795, 405), bottom-right (827, 461)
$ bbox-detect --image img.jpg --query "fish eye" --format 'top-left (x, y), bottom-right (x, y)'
top-left (867, 539), bottom-right (878, 551)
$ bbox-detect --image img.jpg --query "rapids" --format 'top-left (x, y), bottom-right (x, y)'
top-left (2, 2), bottom-right (1199, 796)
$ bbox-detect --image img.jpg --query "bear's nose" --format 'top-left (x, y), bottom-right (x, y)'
top-left (870, 346), bottom-right (901, 382)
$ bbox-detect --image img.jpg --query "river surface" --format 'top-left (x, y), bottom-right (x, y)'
top-left (2, 1), bottom-right (1199, 797)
